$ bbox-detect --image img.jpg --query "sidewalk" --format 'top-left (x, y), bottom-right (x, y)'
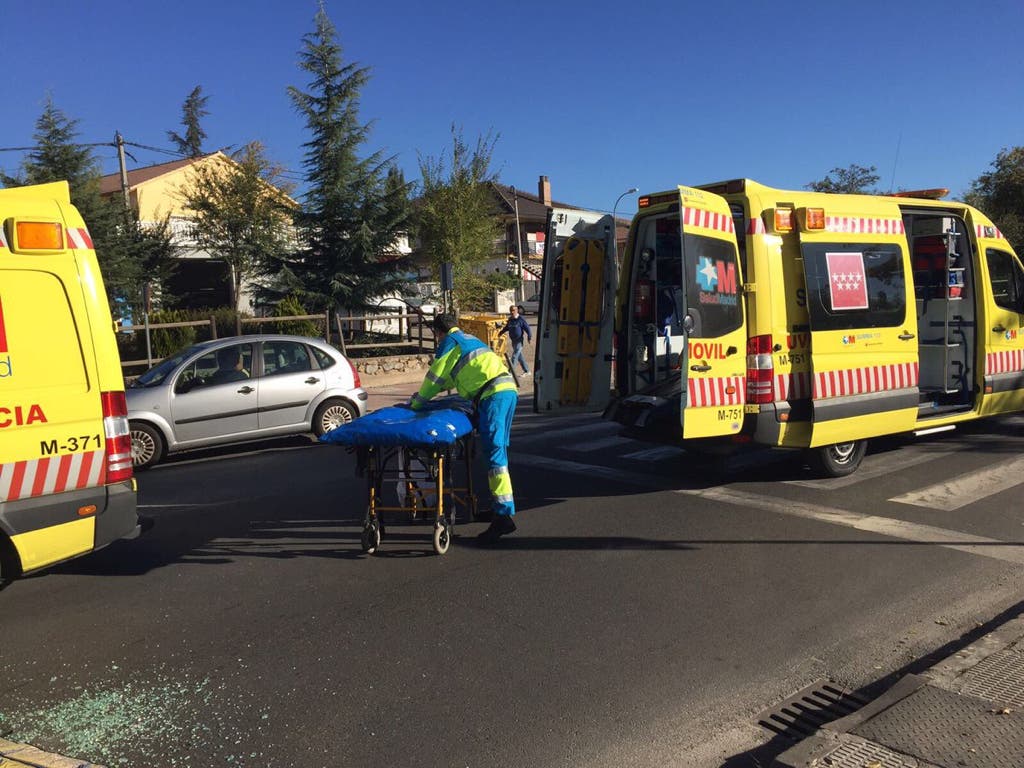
top-left (774, 612), bottom-right (1024, 768)
top-left (0, 738), bottom-right (105, 768)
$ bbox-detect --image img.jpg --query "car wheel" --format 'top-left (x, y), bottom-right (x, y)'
top-left (314, 399), bottom-right (357, 436)
top-left (130, 422), bottom-right (165, 470)
top-left (806, 440), bottom-right (867, 478)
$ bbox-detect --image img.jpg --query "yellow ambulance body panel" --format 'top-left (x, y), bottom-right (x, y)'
top-left (0, 181), bottom-right (139, 582)
top-left (606, 179), bottom-right (1024, 475)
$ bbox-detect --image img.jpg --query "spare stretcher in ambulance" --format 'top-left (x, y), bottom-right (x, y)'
top-left (535, 179), bottom-right (1024, 477)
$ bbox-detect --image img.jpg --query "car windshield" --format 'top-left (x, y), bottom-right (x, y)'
top-left (130, 345), bottom-right (206, 388)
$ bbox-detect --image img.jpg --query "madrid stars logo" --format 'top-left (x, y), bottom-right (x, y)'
top-left (826, 252), bottom-right (869, 310)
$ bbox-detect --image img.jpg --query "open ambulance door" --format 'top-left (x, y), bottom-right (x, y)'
top-left (534, 208), bottom-right (616, 413)
top-left (970, 213), bottom-right (1024, 415)
top-left (610, 186), bottom-right (748, 441)
top-left (797, 208), bottom-right (919, 466)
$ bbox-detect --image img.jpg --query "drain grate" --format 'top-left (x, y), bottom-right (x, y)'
top-left (758, 679), bottom-right (870, 741)
top-left (957, 647), bottom-right (1024, 707)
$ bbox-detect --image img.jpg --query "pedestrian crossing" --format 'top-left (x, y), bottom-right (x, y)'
top-left (511, 412), bottom-right (1024, 513)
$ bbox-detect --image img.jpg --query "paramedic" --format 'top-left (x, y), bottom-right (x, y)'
top-left (411, 314), bottom-right (519, 542)
top-left (498, 304), bottom-right (532, 374)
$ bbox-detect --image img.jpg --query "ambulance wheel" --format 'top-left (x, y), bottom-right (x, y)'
top-left (432, 522), bottom-right (451, 555)
top-left (130, 422), bottom-right (165, 470)
top-left (807, 440), bottom-right (867, 478)
top-left (360, 520), bottom-right (381, 554)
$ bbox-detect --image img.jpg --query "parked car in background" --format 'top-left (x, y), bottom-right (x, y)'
top-left (520, 289), bottom-right (541, 314)
top-left (126, 335), bottom-right (367, 468)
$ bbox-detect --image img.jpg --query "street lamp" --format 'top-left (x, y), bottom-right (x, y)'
top-left (611, 187), bottom-right (639, 264)
top-left (511, 186), bottom-right (524, 303)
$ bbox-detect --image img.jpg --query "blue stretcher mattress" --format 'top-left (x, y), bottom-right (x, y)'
top-left (319, 398), bottom-right (474, 448)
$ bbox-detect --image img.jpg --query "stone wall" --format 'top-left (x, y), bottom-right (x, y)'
top-left (353, 353), bottom-right (433, 378)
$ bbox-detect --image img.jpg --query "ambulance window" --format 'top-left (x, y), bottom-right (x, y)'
top-left (801, 243), bottom-right (906, 331)
top-left (683, 233), bottom-right (743, 337)
top-left (986, 249), bottom-right (1024, 313)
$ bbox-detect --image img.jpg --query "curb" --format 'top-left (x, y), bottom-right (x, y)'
top-left (0, 739), bottom-right (104, 768)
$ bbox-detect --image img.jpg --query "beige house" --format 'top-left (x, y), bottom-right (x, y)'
top-left (99, 152), bottom-right (294, 311)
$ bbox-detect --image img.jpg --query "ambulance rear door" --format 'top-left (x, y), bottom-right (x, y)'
top-left (971, 215), bottom-right (1024, 414)
top-left (674, 186), bottom-right (748, 439)
top-left (534, 208), bottom-right (616, 413)
top-left (798, 203), bottom-right (919, 446)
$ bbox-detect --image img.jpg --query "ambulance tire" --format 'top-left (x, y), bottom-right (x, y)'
top-left (807, 440), bottom-right (867, 478)
top-left (130, 422), bottom-right (165, 470)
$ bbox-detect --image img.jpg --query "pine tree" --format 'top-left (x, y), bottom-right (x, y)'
top-left (806, 164), bottom-right (880, 194)
top-left (277, 7), bottom-right (412, 312)
top-left (965, 147), bottom-right (1024, 254)
top-left (167, 86), bottom-right (210, 158)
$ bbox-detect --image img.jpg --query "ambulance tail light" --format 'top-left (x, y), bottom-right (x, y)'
top-left (804, 208), bottom-right (825, 230)
top-left (746, 334), bottom-right (775, 404)
top-left (773, 208), bottom-right (794, 233)
top-left (11, 221), bottom-right (64, 252)
top-left (101, 391), bottom-right (134, 484)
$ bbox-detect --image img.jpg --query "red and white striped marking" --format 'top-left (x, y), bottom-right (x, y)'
top-left (986, 349), bottom-right (1024, 376)
top-left (0, 228), bottom-right (8, 249)
top-left (747, 217), bottom-right (767, 235)
top-left (813, 363), bottom-right (919, 399)
top-left (825, 217), bottom-right (905, 235)
top-left (66, 227), bottom-right (94, 250)
top-left (682, 206), bottom-right (735, 235)
top-left (688, 376), bottom-right (746, 407)
top-left (774, 371), bottom-right (813, 400)
top-left (975, 224), bottom-right (1005, 240)
top-left (0, 450), bottom-right (106, 503)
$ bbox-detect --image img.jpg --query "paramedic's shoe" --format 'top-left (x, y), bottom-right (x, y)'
top-left (477, 514), bottom-right (516, 543)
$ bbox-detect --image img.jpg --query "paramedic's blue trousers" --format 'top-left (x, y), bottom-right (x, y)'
top-left (477, 389), bottom-right (517, 517)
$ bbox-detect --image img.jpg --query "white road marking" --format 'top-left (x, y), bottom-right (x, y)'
top-left (512, 453), bottom-right (666, 488)
top-left (678, 486), bottom-right (1024, 566)
top-left (889, 455), bottom-right (1024, 511)
top-left (786, 446), bottom-right (955, 489)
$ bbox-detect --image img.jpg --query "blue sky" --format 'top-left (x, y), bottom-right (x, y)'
top-left (3, 0), bottom-right (1022, 214)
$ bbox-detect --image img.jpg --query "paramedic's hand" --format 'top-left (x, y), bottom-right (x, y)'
top-left (396, 399), bottom-right (414, 410)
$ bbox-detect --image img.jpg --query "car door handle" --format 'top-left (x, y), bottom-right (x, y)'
top-left (690, 363), bottom-right (712, 372)
top-left (898, 332), bottom-right (916, 340)
top-left (237, 386), bottom-right (254, 394)
top-left (992, 324), bottom-right (1006, 333)
top-left (305, 377), bottom-right (320, 385)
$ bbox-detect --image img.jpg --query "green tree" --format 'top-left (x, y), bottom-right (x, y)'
top-left (2, 97), bottom-right (176, 314)
top-left (178, 142), bottom-right (295, 310)
top-left (416, 125), bottom-right (502, 310)
top-left (276, 7), bottom-right (412, 312)
top-left (806, 164), bottom-right (880, 194)
top-left (965, 146), bottom-right (1024, 254)
top-left (167, 85), bottom-right (210, 158)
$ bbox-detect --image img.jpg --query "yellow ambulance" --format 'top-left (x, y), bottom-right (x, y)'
top-left (0, 181), bottom-right (140, 584)
top-left (534, 180), bottom-right (1024, 476)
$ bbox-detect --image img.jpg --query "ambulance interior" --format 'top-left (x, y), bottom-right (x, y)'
top-left (903, 210), bottom-right (976, 416)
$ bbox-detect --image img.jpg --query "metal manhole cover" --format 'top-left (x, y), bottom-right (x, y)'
top-left (853, 685), bottom-right (1024, 768)
top-left (821, 739), bottom-right (921, 767)
top-left (957, 648), bottom-right (1024, 707)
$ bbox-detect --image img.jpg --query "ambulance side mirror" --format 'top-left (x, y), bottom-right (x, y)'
top-left (683, 314), bottom-right (695, 333)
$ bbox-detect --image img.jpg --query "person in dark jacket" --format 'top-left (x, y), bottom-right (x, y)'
top-left (498, 304), bottom-right (533, 374)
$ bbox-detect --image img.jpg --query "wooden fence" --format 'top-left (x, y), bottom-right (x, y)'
top-left (118, 308), bottom-right (437, 370)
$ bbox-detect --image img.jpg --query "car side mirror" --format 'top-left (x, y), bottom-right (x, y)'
top-left (683, 314), bottom-right (695, 333)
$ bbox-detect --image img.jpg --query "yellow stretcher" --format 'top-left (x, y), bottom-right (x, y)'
top-left (355, 435), bottom-right (479, 556)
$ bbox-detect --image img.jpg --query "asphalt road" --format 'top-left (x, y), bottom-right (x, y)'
top-left (2, 406), bottom-right (1023, 767)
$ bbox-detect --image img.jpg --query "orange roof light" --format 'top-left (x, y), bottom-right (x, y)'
top-left (638, 196), bottom-right (650, 208)
top-left (890, 188), bottom-right (949, 200)
top-left (804, 207), bottom-right (825, 230)
top-left (774, 207), bottom-right (794, 233)
top-left (15, 221), bottom-right (63, 251)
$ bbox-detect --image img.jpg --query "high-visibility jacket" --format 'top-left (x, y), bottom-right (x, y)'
top-left (411, 327), bottom-right (516, 409)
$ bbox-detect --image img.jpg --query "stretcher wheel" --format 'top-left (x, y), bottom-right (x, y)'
top-left (432, 522), bottom-right (451, 556)
top-left (361, 521), bottom-right (381, 554)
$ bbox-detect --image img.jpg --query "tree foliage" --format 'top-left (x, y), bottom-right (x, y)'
top-left (416, 125), bottom-right (502, 310)
top-left (806, 164), bottom-right (880, 194)
top-left (275, 7), bottom-right (412, 312)
top-left (965, 146), bottom-right (1024, 254)
top-left (178, 143), bottom-right (295, 310)
top-left (167, 86), bottom-right (210, 158)
top-left (2, 97), bottom-right (177, 315)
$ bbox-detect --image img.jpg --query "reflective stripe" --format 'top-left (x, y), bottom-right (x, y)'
top-left (478, 375), bottom-right (516, 401)
top-left (451, 347), bottom-right (487, 379)
top-left (489, 470), bottom-right (513, 497)
top-left (494, 493), bottom-right (514, 503)
top-left (488, 466), bottom-right (509, 478)
top-left (425, 370), bottom-right (447, 386)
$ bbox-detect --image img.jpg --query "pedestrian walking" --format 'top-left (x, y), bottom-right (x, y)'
top-left (498, 304), bottom-right (532, 374)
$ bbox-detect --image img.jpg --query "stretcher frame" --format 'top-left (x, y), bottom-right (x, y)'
top-left (354, 432), bottom-right (478, 556)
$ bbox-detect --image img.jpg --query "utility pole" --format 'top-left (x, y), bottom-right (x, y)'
top-left (115, 131), bottom-right (131, 212)
top-left (511, 186), bottom-right (524, 303)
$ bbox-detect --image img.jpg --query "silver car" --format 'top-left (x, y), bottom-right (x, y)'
top-left (126, 334), bottom-right (367, 468)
